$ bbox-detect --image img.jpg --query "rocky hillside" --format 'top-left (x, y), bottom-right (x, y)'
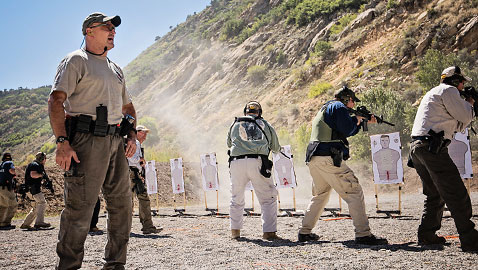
top-left (2, 0), bottom-right (478, 164)
top-left (0, 86), bottom-right (54, 164)
top-left (124, 0), bottom-right (478, 162)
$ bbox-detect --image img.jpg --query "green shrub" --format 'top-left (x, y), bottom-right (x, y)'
top-left (330, 13), bottom-right (358, 36)
top-left (386, 0), bottom-right (398, 9)
top-left (287, 0), bottom-right (365, 26)
top-left (416, 49), bottom-right (458, 91)
top-left (265, 44), bottom-right (275, 53)
top-left (308, 81), bottom-right (333, 98)
top-left (276, 50), bottom-right (286, 65)
top-left (314, 40), bottom-right (332, 56)
top-left (247, 65), bottom-right (267, 83)
top-left (221, 18), bottom-right (245, 40)
top-left (397, 37), bottom-right (417, 58)
top-left (40, 142), bottom-right (56, 155)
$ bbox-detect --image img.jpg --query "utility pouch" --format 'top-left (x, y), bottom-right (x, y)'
top-left (119, 114), bottom-right (135, 136)
top-left (330, 147), bottom-right (343, 167)
top-left (259, 155), bottom-right (273, 178)
top-left (427, 130), bottom-right (446, 154)
top-left (76, 114), bottom-right (92, 134)
top-left (94, 104), bottom-right (108, 137)
top-left (305, 141), bottom-right (320, 163)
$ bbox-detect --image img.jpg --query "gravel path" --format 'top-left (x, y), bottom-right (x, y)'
top-left (1, 193), bottom-right (478, 269)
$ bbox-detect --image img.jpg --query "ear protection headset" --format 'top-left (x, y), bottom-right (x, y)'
top-left (243, 101), bottom-right (262, 117)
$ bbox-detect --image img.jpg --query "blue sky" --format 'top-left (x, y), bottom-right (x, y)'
top-left (0, 0), bottom-right (210, 90)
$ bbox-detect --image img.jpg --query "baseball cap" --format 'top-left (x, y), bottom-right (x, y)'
top-left (441, 66), bottom-right (471, 81)
top-left (334, 86), bottom-right (360, 102)
top-left (2, 153), bottom-right (12, 161)
top-left (136, 125), bottom-right (150, 133)
top-left (82, 12), bottom-right (121, 35)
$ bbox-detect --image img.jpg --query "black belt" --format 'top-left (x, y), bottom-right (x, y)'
top-left (230, 154), bottom-right (261, 161)
top-left (68, 117), bottom-right (120, 136)
top-left (411, 136), bottom-right (431, 142)
top-left (313, 151), bottom-right (333, 157)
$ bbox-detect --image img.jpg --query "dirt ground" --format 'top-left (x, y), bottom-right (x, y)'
top-left (4, 161), bottom-right (478, 269)
top-left (2, 193), bottom-right (478, 269)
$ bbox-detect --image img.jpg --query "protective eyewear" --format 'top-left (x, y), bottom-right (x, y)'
top-left (89, 23), bottom-right (115, 32)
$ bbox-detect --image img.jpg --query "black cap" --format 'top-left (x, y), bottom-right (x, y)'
top-left (334, 86), bottom-right (360, 102)
top-left (82, 12), bottom-right (121, 35)
top-left (2, 153), bottom-right (12, 161)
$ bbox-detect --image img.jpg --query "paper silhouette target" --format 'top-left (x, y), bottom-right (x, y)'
top-left (145, 160), bottom-right (158, 195)
top-left (200, 153), bottom-right (219, 191)
top-left (371, 132), bottom-right (403, 184)
top-left (449, 128), bottom-right (473, 178)
top-left (170, 158), bottom-right (185, 194)
top-left (272, 145), bottom-right (297, 188)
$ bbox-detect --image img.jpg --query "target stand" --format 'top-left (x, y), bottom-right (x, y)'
top-left (374, 184), bottom-right (402, 218)
top-left (323, 195), bottom-right (348, 217)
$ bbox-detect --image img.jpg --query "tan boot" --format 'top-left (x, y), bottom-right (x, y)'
top-left (231, 229), bottom-right (240, 239)
top-left (263, 232), bottom-right (282, 241)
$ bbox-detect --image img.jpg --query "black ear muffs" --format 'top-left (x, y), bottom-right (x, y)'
top-left (244, 101), bottom-right (262, 117)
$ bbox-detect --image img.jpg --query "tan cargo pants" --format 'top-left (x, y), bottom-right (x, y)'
top-left (299, 156), bottom-right (371, 238)
top-left (22, 192), bottom-right (46, 226)
top-left (0, 187), bottom-right (17, 226)
top-left (130, 171), bottom-right (155, 231)
top-left (56, 133), bottom-right (132, 270)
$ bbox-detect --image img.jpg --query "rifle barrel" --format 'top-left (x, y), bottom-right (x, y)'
top-left (380, 119), bottom-right (395, 126)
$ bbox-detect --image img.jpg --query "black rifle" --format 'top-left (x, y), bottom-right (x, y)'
top-left (16, 183), bottom-right (29, 199)
top-left (460, 86), bottom-right (478, 134)
top-left (348, 106), bottom-right (395, 131)
top-left (42, 173), bottom-right (54, 194)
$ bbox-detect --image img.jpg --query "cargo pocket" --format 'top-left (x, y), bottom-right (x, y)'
top-left (64, 176), bottom-right (86, 207)
top-left (338, 169), bottom-right (360, 194)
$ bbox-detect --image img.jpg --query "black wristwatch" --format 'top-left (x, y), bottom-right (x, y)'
top-left (56, 136), bottom-right (69, 144)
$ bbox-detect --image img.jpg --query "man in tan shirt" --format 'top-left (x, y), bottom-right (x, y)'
top-left (49, 12), bottom-right (137, 270)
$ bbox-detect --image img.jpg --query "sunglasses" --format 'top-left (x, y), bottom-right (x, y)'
top-left (89, 23), bottom-right (115, 32)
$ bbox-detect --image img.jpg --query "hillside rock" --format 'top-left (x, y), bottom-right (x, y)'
top-left (415, 32), bottom-right (433, 56)
top-left (350, 9), bottom-right (376, 30)
top-left (455, 16), bottom-right (478, 51)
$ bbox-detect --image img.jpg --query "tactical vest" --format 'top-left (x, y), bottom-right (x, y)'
top-left (25, 161), bottom-right (45, 184)
top-left (0, 161), bottom-right (14, 187)
top-left (309, 101), bottom-right (344, 144)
